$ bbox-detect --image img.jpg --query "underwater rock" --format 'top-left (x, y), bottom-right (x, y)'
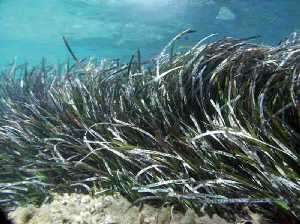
top-left (216, 6), bottom-right (236, 21)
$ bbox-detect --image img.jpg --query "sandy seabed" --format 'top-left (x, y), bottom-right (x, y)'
top-left (9, 193), bottom-right (262, 224)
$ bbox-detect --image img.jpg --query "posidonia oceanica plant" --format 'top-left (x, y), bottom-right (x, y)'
top-left (0, 30), bottom-right (299, 223)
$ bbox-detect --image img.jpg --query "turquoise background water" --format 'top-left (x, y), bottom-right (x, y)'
top-left (1, 0), bottom-right (300, 67)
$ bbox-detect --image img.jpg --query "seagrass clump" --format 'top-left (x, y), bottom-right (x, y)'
top-left (0, 30), bottom-right (299, 223)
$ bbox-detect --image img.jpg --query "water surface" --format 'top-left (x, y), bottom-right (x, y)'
top-left (1, 0), bottom-right (300, 66)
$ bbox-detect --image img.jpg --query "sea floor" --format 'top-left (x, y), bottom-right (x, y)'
top-left (9, 193), bottom-right (262, 224)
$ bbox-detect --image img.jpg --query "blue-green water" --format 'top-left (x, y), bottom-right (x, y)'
top-left (1, 0), bottom-right (300, 66)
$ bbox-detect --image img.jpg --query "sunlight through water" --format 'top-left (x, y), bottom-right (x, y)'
top-left (0, 0), bottom-right (300, 66)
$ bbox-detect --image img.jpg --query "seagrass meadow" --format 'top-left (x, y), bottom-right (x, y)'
top-left (0, 30), bottom-right (299, 223)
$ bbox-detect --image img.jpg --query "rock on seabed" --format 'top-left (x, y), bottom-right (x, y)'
top-left (216, 6), bottom-right (236, 21)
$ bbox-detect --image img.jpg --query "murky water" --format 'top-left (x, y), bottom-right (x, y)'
top-left (1, 0), bottom-right (300, 66)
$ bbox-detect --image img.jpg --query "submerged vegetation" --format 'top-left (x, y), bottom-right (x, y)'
top-left (0, 30), bottom-right (299, 223)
